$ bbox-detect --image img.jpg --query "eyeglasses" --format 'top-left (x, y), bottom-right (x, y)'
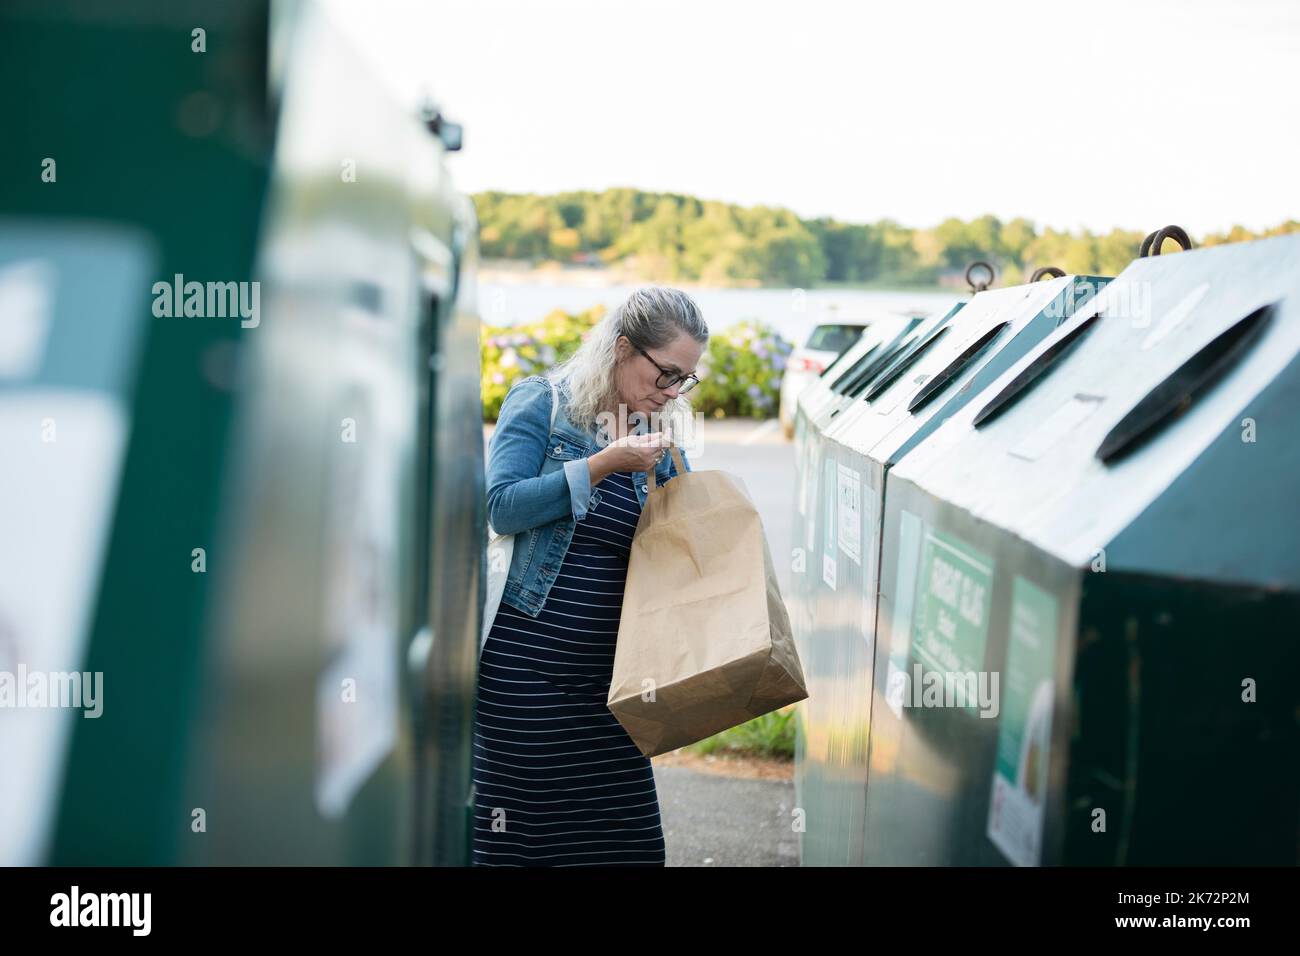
top-left (634, 344), bottom-right (701, 394)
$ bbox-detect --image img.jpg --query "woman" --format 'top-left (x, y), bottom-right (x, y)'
top-left (472, 286), bottom-right (708, 866)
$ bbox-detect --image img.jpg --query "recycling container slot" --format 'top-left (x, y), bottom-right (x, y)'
top-left (841, 348), bottom-right (908, 401)
top-left (829, 343), bottom-right (881, 394)
top-left (1096, 301), bottom-right (1276, 464)
top-left (973, 311), bottom-right (1103, 427)
top-left (861, 326), bottom-right (950, 403)
top-left (831, 346), bottom-right (917, 418)
top-left (843, 341), bottom-right (916, 400)
top-left (906, 321), bottom-right (1010, 413)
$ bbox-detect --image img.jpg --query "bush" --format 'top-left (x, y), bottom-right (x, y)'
top-left (690, 320), bottom-right (794, 419)
top-left (480, 310), bottom-right (795, 422)
top-left (480, 306), bottom-right (603, 420)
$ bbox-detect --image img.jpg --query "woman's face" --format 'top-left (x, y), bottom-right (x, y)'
top-left (614, 332), bottom-right (706, 425)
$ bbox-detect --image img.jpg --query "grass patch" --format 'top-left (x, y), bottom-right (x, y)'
top-left (683, 705), bottom-right (797, 760)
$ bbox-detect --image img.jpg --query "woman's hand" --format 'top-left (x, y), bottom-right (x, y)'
top-left (589, 431), bottom-right (671, 484)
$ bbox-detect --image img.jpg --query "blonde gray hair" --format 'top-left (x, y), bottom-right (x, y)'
top-left (550, 286), bottom-right (708, 444)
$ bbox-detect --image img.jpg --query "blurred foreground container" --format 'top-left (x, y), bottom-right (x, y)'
top-left (0, 0), bottom-right (483, 864)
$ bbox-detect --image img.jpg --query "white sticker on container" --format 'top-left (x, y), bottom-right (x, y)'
top-left (861, 490), bottom-right (878, 645)
top-left (803, 438), bottom-right (818, 550)
top-left (0, 260), bottom-right (55, 380)
top-left (836, 463), bottom-right (862, 565)
top-left (884, 509), bottom-right (925, 717)
top-left (316, 390), bottom-right (401, 821)
top-left (876, 373), bottom-right (928, 418)
top-left (1140, 282), bottom-right (1210, 350)
top-left (820, 457), bottom-right (837, 590)
top-left (1008, 393), bottom-right (1104, 462)
top-left (0, 392), bottom-right (128, 864)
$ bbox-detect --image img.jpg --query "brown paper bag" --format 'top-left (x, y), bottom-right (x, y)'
top-left (607, 445), bottom-right (809, 757)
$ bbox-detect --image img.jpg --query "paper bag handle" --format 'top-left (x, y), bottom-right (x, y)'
top-left (645, 444), bottom-right (687, 492)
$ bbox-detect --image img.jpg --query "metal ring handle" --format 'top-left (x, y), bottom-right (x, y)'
top-left (1140, 225), bottom-right (1192, 257)
top-left (966, 260), bottom-right (996, 293)
top-left (1151, 225), bottom-right (1192, 256)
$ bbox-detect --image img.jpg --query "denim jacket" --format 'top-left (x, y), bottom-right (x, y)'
top-left (486, 373), bottom-right (691, 617)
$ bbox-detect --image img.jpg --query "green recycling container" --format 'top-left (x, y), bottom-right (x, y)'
top-left (0, 0), bottom-right (482, 864)
top-left (794, 274), bottom-right (1108, 865)
top-left (790, 313), bottom-right (920, 861)
top-left (870, 234), bottom-right (1300, 865)
top-left (789, 307), bottom-right (945, 862)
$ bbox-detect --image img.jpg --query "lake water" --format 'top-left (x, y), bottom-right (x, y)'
top-left (475, 280), bottom-right (961, 347)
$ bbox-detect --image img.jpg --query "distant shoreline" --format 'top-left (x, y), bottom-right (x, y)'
top-left (476, 259), bottom-right (952, 294)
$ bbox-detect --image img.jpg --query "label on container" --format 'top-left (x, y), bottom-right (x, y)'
top-left (988, 576), bottom-right (1059, 866)
top-left (821, 457), bottom-right (837, 589)
top-left (909, 528), bottom-right (994, 711)
top-left (0, 227), bottom-right (151, 863)
top-left (0, 259), bottom-right (54, 380)
top-left (884, 509), bottom-right (925, 717)
top-left (804, 438), bottom-right (818, 552)
top-left (0, 393), bottom-right (128, 864)
top-left (860, 489), bottom-right (878, 650)
top-left (836, 463), bottom-right (862, 565)
top-left (796, 430), bottom-right (809, 517)
top-left (316, 392), bottom-right (401, 821)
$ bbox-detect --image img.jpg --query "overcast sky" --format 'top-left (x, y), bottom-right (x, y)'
top-left (321, 0), bottom-right (1300, 236)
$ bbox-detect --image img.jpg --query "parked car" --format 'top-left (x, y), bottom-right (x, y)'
top-left (778, 321), bottom-right (871, 438)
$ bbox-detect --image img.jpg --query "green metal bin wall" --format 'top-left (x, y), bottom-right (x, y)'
top-left (796, 275), bottom-right (1107, 864)
top-left (872, 235), bottom-right (1300, 864)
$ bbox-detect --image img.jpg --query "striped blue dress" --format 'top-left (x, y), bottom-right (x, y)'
top-left (471, 469), bottom-right (666, 866)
